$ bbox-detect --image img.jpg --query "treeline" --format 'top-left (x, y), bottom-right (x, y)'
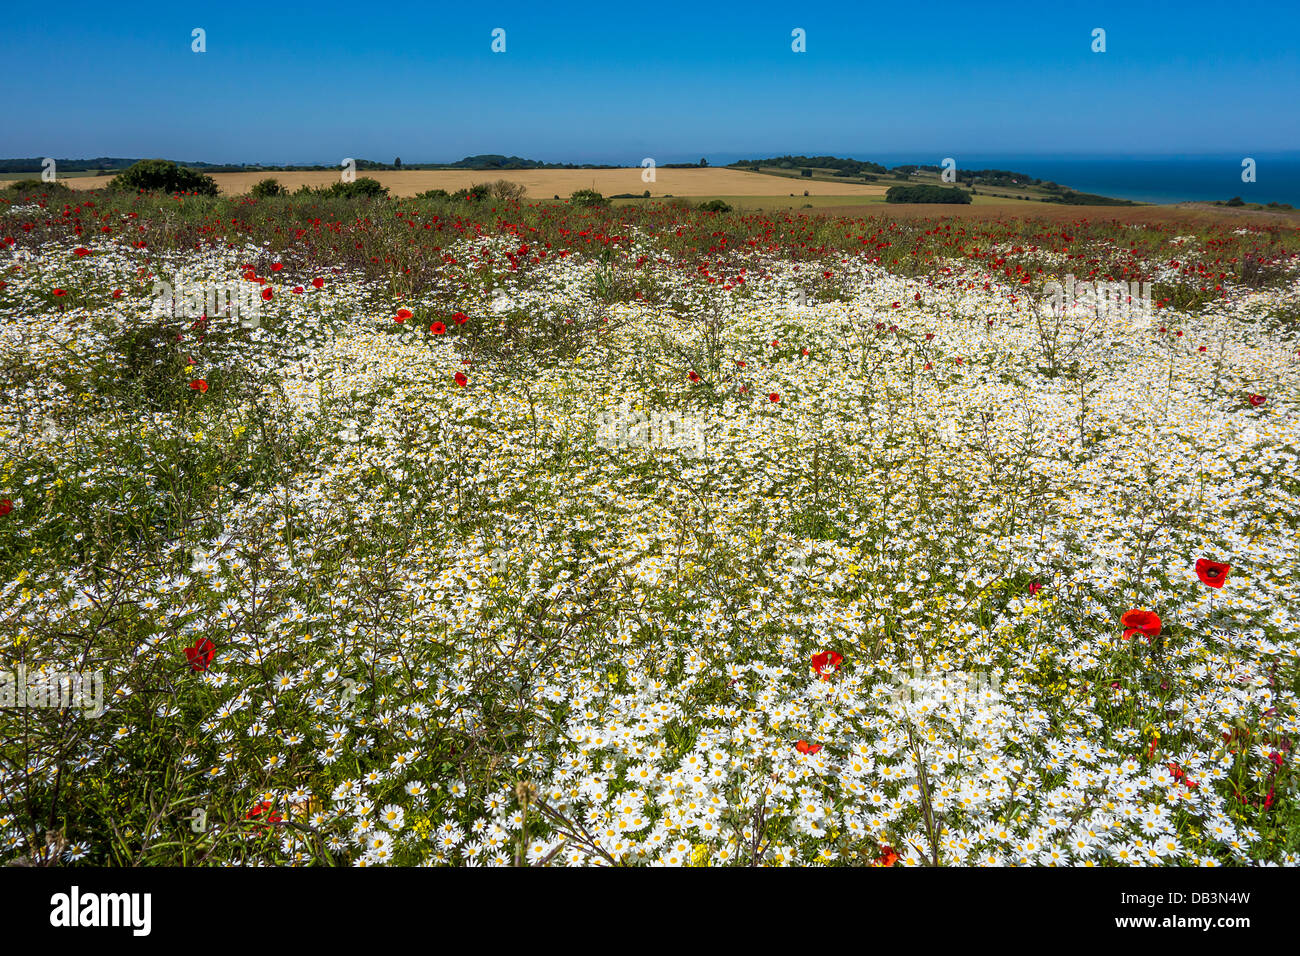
top-left (955, 168), bottom-right (1042, 186)
top-left (731, 156), bottom-right (889, 176)
top-left (0, 157), bottom-right (229, 173)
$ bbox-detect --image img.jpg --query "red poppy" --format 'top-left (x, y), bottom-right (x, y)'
top-left (245, 800), bottom-right (282, 833)
top-left (311, 277), bottom-right (325, 289)
top-left (795, 740), bottom-right (822, 755)
top-left (1121, 609), bottom-right (1161, 641)
top-left (185, 637), bottom-right (215, 671)
top-left (52, 288), bottom-right (66, 297)
top-left (1194, 558), bottom-right (1230, 589)
top-left (395, 308), bottom-right (412, 322)
top-left (454, 371), bottom-right (468, 387)
top-left (1027, 581), bottom-right (1042, 595)
top-left (291, 286), bottom-right (304, 294)
top-left (688, 370), bottom-right (700, 383)
top-left (811, 650), bottom-right (843, 678)
top-left (0, 499), bottom-right (12, 517)
top-left (111, 289), bottom-right (122, 299)
top-left (189, 379), bottom-right (208, 393)
top-left (430, 321), bottom-right (446, 334)
top-left (245, 801), bottom-right (281, 822)
top-left (1248, 394), bottom-right (1266, 407)
top-left (1198, 345), bottom-right (1207, 352)
top-left (271, 262), bottom-right (283, 272)
top-left (452, 311), bottom-right (468, 325)
top-left (74, 247), bottom-right (90, 257)
top-left (768, 392), bottom-right (780, 403)
top-left (872, 845), bottom-right (899, 867)
top-left (260, 287), bottom-right (273, 301)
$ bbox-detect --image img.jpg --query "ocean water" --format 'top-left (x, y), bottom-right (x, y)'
top-left (963, 156), bottom-right (1300, 207)
top-left (707, 153), bottom-right (1300, 207)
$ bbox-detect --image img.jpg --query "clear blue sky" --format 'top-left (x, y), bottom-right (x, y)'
top-left (4, 0), bottom-right (1297, 164)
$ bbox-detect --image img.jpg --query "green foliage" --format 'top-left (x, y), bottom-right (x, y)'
top-left (569, 188), bottom-right (609, 207)
top-left (7, 179), bottom-right (71, 195)
top-left (249, 178), bottom-right (285, 198)
top-left (884, 185), bottom-right (973, 205)
top-left (697, 199), bottom-right (733, 213)
top-left (109, 159), bottom-right (220, 196)
top-left (325, 177), bottom-right (389, 199)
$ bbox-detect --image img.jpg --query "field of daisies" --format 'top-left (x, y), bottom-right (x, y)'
top-left (1, 188), bottom-right (1298, 866)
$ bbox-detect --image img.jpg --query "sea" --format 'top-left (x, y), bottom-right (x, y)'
top-left (705, 153), bottom-right (1300, 207)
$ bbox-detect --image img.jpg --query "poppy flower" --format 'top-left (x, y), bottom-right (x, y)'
top-left (52, 288), bottom-right (66, 297)
top-left (244, 800), bottom-right (282, 833)
top-left (185, 637), bottom-right (215, 671)
top-left (454, 371), bottom-right (468, 387)
top-left (1027, 581), bottom-right (1042, 595)
top-left (1248, 394), bottom-right (1266, 407)
top-left (291, 286), bottom-right (304, 294)
top-left (872, 845), bottom-right (898, 867)
top-left (111, 289), bottom-right (122, 299)
top-left (452, 311), bottom-right (468, 324)
top-left (1195, 558), bottom-right (1230, 589)
top-left (688, 370), bottom-right (700, 383)
top-left (0, 499), bottom-right (12, 517)
top-left (74, 247), bottom-right (90, 257)
top-left (768, 392), bottom-right (780, 403)
top-left (430, 321), bottom-right (446, 334)
top-left (311, 277), bottom-right (325, 288)
top-left (189, 379), bottom-right (208, 393)
top-left (261, 287), bottom-right (273, 301)
top-left (1121, 609), bottom-right (1161, 641)
top-left (795, 740), bottom-right (822, 754)
top-left (811, 650), bottom-right (843, 678)
top-left (395, 308), bottom-right (412, 323)
top-left (271, 262), bottom-right (283, 272)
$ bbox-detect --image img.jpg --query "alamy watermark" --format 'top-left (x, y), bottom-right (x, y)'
top-left (596, 404), bottom-right (706, 456)
top-left (1044, 275), bottom-right (1153, 322)
top-left (1, 665), bottom-right (104, 717)
top-left (151, 279), bottom-right (264, 327)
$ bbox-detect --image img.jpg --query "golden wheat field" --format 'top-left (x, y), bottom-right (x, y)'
top-left (56, 167), bottom-right (890, 199)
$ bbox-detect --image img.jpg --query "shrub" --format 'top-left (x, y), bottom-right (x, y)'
top-left (569, 188), bottom-right (608, 207)
top-left (451, 184), bottom-right (489, 202)
top-left (416, 188), bottom-right (451, 201)
top-left (697, 199), bottom-right (732, 213)
top-left (1226, 196), bottom-right (1245, 207)
top-left (7, 179), bottom-right (71, 195)
top-left (884, 185), bottom-right (973, 204)
top-left (249, 178), bottom-right (285, 198)
top-left (109, 159), bottom-right (219, 196)
top-left (327, 177), bottom-right (389, 199)
top-left (488, 179), bottom-right (527, 202)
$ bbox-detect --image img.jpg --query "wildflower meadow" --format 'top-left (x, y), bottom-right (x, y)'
top-left (1, 186), bottom-right (1297, 868)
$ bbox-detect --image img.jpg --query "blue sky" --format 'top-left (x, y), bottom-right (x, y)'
top-left (4, 1), bottom-right (1297, 164)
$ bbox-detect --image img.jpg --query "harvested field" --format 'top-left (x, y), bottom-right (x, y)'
top-left (56, 167), bottom-right (890, 199)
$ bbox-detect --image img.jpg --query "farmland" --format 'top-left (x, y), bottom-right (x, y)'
top-left (46, 167), bottom-right (889, 200)
top-left (1, 184), bottom-right (1298, 867)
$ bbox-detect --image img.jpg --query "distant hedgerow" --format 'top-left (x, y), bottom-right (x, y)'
top-left (884, 185), bottom-right (972, 204)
